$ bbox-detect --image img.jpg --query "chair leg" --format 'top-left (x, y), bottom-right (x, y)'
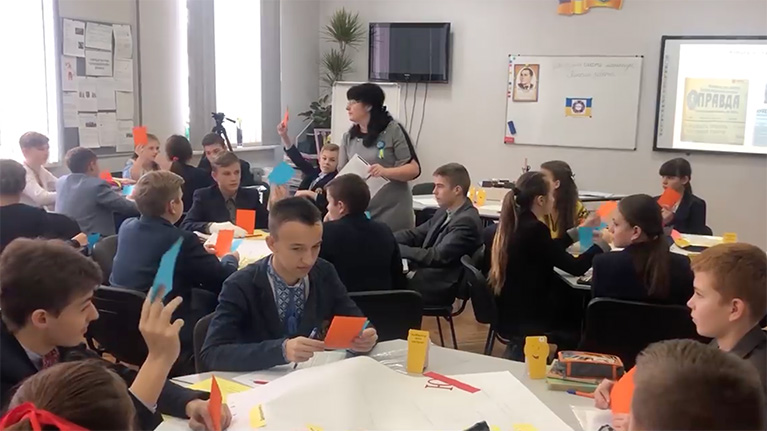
top-left (483, 329), bottom-right (494, 356)
top-left (435, 317), bottom-right (445, 347)
top-left (447, 315), bottom-right (458, 350)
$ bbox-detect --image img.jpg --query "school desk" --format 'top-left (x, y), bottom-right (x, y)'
top-left (160, 340), bottom-right (590, 431)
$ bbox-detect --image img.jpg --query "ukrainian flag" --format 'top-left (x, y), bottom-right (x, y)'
top-left (558, 0), bottom-right (622, 16)
top-left (565, 98), bottom-right (593, 117)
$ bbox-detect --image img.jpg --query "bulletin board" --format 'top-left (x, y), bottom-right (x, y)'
top-left (330, 82), bottom-right (402, 146)
top-left (59, 18), bottom-right (139, 157)
top-left (504, 55), bottom-right (643, 150)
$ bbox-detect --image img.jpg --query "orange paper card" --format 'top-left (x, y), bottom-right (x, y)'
top-left (215, 230), bottom-right (235, 258)
top-left (670, 229), bottom-right (682, 240)
top-left (236, 209), bottom-right (256, 234)
top-left (324, 316), bottom-right (367, 349)
top-left (281, 108), bottom-right (289, 127)
top-left (208, 376), bottom-right (222, 431)
top-left (133, 126), bottom-right (148, 146)
top-left (657, 188), bottom-right (682, 208)
top-left (99, 170), bottom-right (114, 182)
top-left (596, 201), bottom-right (618, 220)
top-left (611, 366), bottom-right (635, 415)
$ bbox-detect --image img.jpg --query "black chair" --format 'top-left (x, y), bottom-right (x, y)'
top-left (579, 297), bottom-right (707, 369)
top-left (460, 255), bottom-right (509, 355)
top-left (193, 313), bottom-right (215, 373)
top-left (244, 181), bottom-right (270, 205)
top-left (86, 285), bottom-right (148, 366)
top-left (411, 182), bottom-right (435, 195)
top-left (92, 235), bottom-right (118, 285)
top-left (349, 290), bottom-right (423, 342)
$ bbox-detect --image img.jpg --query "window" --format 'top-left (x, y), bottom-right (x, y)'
top-left (213, 0), bottom-right (262, 144)
top-left (0, 0), bottom-right (59, 162)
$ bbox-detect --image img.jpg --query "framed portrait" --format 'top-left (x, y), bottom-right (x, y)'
top-left (513, 64), bottom-right (540, 102)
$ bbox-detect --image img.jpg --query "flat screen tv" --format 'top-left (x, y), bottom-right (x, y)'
top-left (369, 23), bottom-right (451, 83)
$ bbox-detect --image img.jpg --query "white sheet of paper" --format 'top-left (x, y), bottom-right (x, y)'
top-left (96, 78), bottom-right (116, 110)
top-left (116, 92), bottom-right (134, 120)
top-left (77, 77), bottom-right (97, 112)
top-left (85, 22), bottom-right (112, 51)
top-left (78, 113), bottom-right (100, 148)
top-left (113, 58), bottom-right (133, 92)
top-left (85, 49), bottom-right (113, 76)
top-left (97, 112), bottom-right (118, 148)
top-left (112, 24), bottom-right (132, 59)
top-left (61, 56), bottom-right (78, 91)
top-left (571, 406), bottom-right (614, 431)
top-left (62, 92), bottom-right (79, 127)
top-left (232, 352), bottom-right (347, 387)
top-left (62, 19), bottom-right (85, 57)
top-left (117, 120), bottom-right (135, 152)
top-left (337, 154), bottom-right (390, 199)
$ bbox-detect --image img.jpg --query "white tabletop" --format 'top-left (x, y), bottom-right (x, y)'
top-left (169, 340), bottom-right (590, 430)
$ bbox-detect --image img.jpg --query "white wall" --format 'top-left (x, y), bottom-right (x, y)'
top-left (317, 0), bottom-right (767, 248)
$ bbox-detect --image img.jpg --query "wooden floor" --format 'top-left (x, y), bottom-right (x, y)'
top-left (420, 301), bottom-right (507, 357)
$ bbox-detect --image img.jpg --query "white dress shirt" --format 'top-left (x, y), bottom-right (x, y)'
top-left (20, 162), bottom-right (57, 208)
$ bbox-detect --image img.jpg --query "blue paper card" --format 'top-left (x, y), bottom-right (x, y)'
top-left (268, 161), bottom-right (295, 185)
top-left (507, 121), bottom-right (517, 135)
top-left (579, 226), bottom-right (594, 250)
top-left (231, 238), bottom-right (243, 252)
top-left (596, 222), bottom-right (607, 231)
top-left (122, 185), bottom-right (134, 196)
top-left (86, 233), bottom-right (100, 251)
top-left (364, 211), bottom-right (371, 219)
top-left (150, 238), bottom-right (183, 301)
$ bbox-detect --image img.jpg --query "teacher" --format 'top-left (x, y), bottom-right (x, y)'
top-left (338, 83), bottom-right (421, 232)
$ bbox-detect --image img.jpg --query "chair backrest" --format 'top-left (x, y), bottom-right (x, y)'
top-left (87, 285), bottom-right (148, 366)
top-left (91, 235), bottom-right (118, 285)
top-left (349, 290), bottom-right (423, 341)
top-left (193, 313), bottom-right (215, 373)
top-left (579, 297), bottom-right (706, 369)
top-left (455, 245), bottom-right (484, 301)
top-left (411, 182), bottom-right (435, 195)
top-left (243, 181), bottom-right (270, 205)
top-left (460, 255), bottom-right (497, 326)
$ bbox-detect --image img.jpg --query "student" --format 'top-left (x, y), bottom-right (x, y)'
top-left (18, 132), bottom-right (57, 209)
top-left (278, 122), bottom-right (338, 215)
top-left (165, 134), bottom-right (213, 211)
top-left (658, 158), bottom-right (708, 235)
top-left (320, 174), bottom-right (406, 292)
top-left (55, 148), bottom-right (138, 236)
top-left (182, 151), bottom-right (268, 236)
top-left (394, 163), bottom-right (482, 306)
top-left (0, 238), bottom-right (228, 430)
top-left (200, 197), bottom-right (377, 372)
top-left (123, 133), bottom-right (160, 181)
top-left (0, 160), bottom-right (84, 252)
top-left (488, 171), bottom-right (606, 357)
top-left (110, 171), bottom-right (240, 351)
top-left (197, 133), bottom-right (256, 186)
top-left (591, 194), bottom-right (694, 306)
top-left (630, 339), bottom-right (765, 431)
top-left (540, 160), bottom-right (588, 239)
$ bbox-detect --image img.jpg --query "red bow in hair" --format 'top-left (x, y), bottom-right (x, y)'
top-left (171, 156), bottom-right (179, 162)
top-left (0, 403), bottom-right (88, 431)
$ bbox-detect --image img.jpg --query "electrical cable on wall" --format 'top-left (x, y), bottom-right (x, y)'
top-left (409, 82), bottom-right (418, 134)
top-left (415, 83), bottom-right (429, 147)
top-left (403, 82), bottom-right (409, 130)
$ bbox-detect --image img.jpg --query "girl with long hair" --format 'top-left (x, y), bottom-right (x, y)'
top-left (165, 135), bottom-right (213, 211)
top-left (658, 158), bottom-right (708, 235)
top-left (540, 160), bottom-right (589, 239)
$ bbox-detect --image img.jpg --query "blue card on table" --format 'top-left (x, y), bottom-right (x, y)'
top-left (578, 226), bottom-right (594, 251)
top-left (230, 238), bottom-right (243, 252)
top-left (150, 238), bottom-right (183, 301)
top-left (268, 161), bottom-right (295, 185)
top-left (86, 233), bottom-right (100, 251)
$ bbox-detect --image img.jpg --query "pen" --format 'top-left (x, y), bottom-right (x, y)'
top-left (293, 327), bottom-right (320, 370)
top-left (360, 319), bottom-right (370, 334)
top-left (566, 389), bottom-right (595, 398)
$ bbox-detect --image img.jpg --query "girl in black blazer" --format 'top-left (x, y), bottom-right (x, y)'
top-left (486, 171), bottom-right (609, 357)
top-left (592, 194), bottom-right (694, 306)
top-left (166, 135), bottom-right (214, 211)
top-left (658, 158), bottom-right (709, 235)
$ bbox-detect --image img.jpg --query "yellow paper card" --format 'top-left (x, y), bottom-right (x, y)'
top-left (307, 425), bottom-right (323, 431)
top-left (513, 424), bottom-right (538, 431)
top-left (476, 189), bottom-right (487, 207)
top-left (189, 377), bottom-right (251, 402)
top-left (674, 237), bottom-right (691, 248)
top-left (524, 336), bottom-right (547, 379)
top-left (249, 405), bottom-right (266, 428)
top-left (406, 329), bottom-right (430, 374)
top-left (491, 426), bottom-right (501, 431)
top-left (469, 186), bottom-right (477, 203)
top-left (722, 232), bottom-right (737, 243)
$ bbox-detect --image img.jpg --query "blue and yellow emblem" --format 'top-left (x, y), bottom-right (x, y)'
top-left (565, 98), bottom-right (593, 117)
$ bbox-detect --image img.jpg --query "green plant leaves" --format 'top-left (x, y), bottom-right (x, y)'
top-left (322, 8), bottom-right (365, 49)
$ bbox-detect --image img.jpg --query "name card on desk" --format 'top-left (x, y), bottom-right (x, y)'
top-left (722, 232), bottom-right (738, 243)
top-left (407, 329), bottom-right (430, 374)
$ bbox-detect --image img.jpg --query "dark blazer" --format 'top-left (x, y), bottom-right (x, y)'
top-left (320, 213), bottom-right (406, 292)
top-left (497, 210), bottom-right (604, 337)
top-left (591, 244), bottom-right (694, 306)
top-left (711, 325), bottom-right (767, 396)
top-left (197, 157), bottom-right (256, 187)
top-left (180, 185), bottom-right (268, 233)
top-left (55, 173), bottom-right (139, 236)
top-left (658, 190), bottom-right (708, 235)
top-left (395, 199), bottom-right (483, 305)
top-left (0, 319), bottom-right (205, 429)
top-left (200, 257), bottom-right (364, 372)
top-left (174, 164), bottom-right (214, 211)
top-left (0, 204), bottom-right (81, 251)
top-left (284, 146), bottom-right (337, 215)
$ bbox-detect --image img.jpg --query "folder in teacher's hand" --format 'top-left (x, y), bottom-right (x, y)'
top-left (337, 154), bottom-right (389, 199)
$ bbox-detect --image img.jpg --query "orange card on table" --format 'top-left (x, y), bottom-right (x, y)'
top-left (657, 188), bottom-right (682, 208)
top-left (133, 126), bottom-right (148, 146)
top-left (281, 108), bottom-right (289, 127)
top-left (99, 170), bottom-right (114, 182)
top-left (596, 201), bottom-right (618, 220)
top-left (324, 316), bottom-right (367, 349)
top-left (214, 230), bottom-right (235, 258)
top-left (236, 209), bottom-right (256, 234)
top-left (670, 229), bottom-right (682, 240)
top-left (208, 376), bottom-right (223, 431)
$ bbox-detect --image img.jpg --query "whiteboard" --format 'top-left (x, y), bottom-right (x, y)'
top-left (330, 81), bottom-right (402, 146)
top-left (504, 55), bottom-right (643, 150)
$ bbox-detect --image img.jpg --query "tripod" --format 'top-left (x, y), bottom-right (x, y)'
top-left (211, 112), bottom-right (235, 151)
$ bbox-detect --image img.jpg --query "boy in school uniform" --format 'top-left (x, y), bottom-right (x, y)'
top-left (18, 132), bottom-right (57, 209)
top-left (182, 151), bottom-right (268, 236)
top-left (0, 238), bottom-right (230, 430)
top-left (55, 147), bottom-right (139, 236)
top-left (110, 171), bottom-right (240, 353)
top-left (278, 122), bottom-right (339, 215)
top-left (629, 339), bottom-right (765, 431)
top-left (320, 174), bottom-right (406, 292)
top-left (197, 133), bottom-right (256, 186)
top-left (200, 197), bottom-right (378, 372)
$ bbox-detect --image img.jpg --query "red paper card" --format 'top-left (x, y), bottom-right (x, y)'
top-left (215, 230), bottom-right (235, 258)
top-left (324, 316), bottom-right (367, 349)
top-left (423, 371), bottom-right (480, 393)
top-left (133, 126), bottom-right (148, 147)
top-left (208, 376), bottom-right (222, 431)
top-left (657, 188), bottom-right (682, 208)
top-left (670, 229), bottom-right (682, 240)
top-left (596, 201), bottom-right (618, 220)
top-left (236, 209), bottom-right (256, 234)
top-left (99, 170), bottom-right (114, 182)
top-left (281, 108), bottom-right (289, 127)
